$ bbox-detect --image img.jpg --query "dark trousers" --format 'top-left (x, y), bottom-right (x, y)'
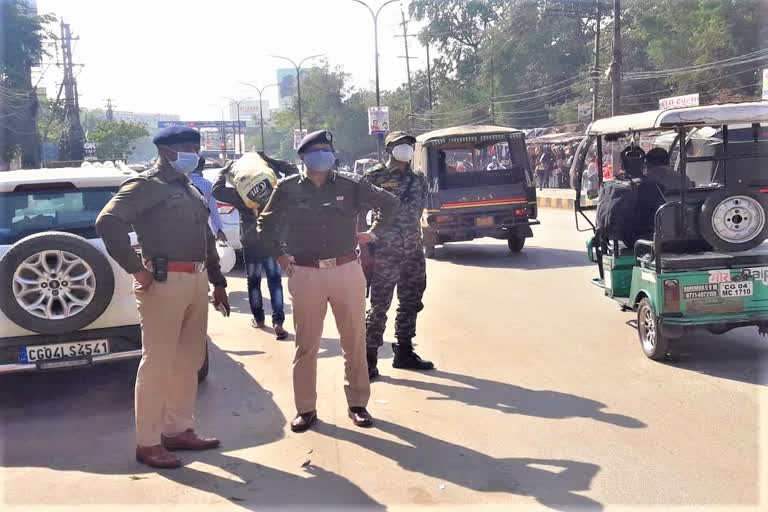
top-left (244, 248), bottom-right (285, 325)
top-left (366, 250), bottom-right (426, 350)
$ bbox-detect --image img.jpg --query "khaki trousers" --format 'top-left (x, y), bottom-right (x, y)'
top-left (134, 271), bottom-right (208, 447)
top-left (288, 260), bottom-right (370, 414)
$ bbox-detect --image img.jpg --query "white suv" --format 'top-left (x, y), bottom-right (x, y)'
top-left (0, 167), bottom-right (208, 378)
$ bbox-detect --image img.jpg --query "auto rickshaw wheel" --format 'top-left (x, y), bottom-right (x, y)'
top-left (637, 298), bottom-right (669, 360)
top-left (507, 236), bottom-right (525, 253)
top-left (700, 190), bottom-right (768, 252)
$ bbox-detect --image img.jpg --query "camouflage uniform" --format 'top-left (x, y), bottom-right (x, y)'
top-left (363, 162), bottom-right (428, 350)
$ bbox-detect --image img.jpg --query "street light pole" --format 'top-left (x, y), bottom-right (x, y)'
top-left (271, 54), bottom-right (324, 133)
top-left (351, 0), bottom-right (398, 160)
top-left (223, 96), bottom-right (252, 155)
top-left (242, 82), bottom-right (278, 150)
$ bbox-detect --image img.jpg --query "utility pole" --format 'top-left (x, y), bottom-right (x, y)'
top-left (425, 41), bottom-right (433, 110)
top-left (105, 98), bottom-right (114, 121)
top-left (611, 0), bottom-right (622, 116)
top-left (591, 3), bottom-right (602, 122)
top-left (58, 20), bottom-right (84, 161)
top-left (490, 57), bottom-right (497, 124)
top-left (400, 9), bottom-right (414, 115)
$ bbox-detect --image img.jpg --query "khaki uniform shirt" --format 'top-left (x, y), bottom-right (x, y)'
top-left (257, 170), bottom-right (399, 260)
top-left (96, 166), bottom-right (226, 288)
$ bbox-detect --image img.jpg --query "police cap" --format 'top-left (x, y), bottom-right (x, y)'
top-left (384, 130), bottom-right (416, 148)
top-left (152, 126), bottom-right (201, 146)
top-left (297, 129), bottom-right (334, 154)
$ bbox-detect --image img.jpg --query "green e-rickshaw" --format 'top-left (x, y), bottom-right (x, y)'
top-left (572, 102), bottom-right (768, 360)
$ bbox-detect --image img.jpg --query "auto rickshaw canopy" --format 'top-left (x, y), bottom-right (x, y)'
top-left (586, 102), bottom-right (768, 135)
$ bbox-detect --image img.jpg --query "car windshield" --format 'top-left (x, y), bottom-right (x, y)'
top-left (0, 187), bottom-right (117, 244)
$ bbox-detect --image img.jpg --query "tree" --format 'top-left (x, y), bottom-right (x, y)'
top-left (272, 64), bottom-right (378, 163)
top-left (89, 121), bottom-right (149, 161)
top-left (408, 0), bottom-right (767, 129)
top-left (0, 0), bottom-right (55, 167)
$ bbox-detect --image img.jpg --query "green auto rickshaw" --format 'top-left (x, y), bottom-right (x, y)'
top-left (572, 102), bottom-right (768, 360)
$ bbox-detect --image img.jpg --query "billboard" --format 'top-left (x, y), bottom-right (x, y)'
top-left (368, 107), bottom-right (390, 135)
top-left (157, 120), bottom-right (246, 129)
top-left (763, 69), bottom-right (768, 101)
top-left (659, 93), bottom-right (699, 110)
top-left (293, 129), bottom-right (308, 150)
top-left (229, 100), bottom-right (270, 126)
top-left (277, 68), bottom-right (310, 109)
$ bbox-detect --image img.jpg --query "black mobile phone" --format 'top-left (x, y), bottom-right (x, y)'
top-left (152, 256), bottom-right (168, 282)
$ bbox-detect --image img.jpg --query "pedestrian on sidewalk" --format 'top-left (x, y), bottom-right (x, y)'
top-left (258, 130), bottom-right (399, 433)
top-left (212, 155), bottom-right (297, 340)
top-left (361, 131), bottom-right (435, 381)
top-left (96, 126), bottom-right (230, 469)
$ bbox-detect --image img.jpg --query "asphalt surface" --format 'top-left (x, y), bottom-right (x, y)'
top-left (2, 208), bottom-right (767, 511)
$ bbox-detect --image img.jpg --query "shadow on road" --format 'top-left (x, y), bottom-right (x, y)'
top-left (379, 370), bottom-right (646, 429)
top-left (318, 419), bottom-right (603, 511)
top-left (434, 243), bottom-right (591, 270)
top-left (0, 341), bottom-right (380, 509)
top-left (227, 291), bottom-right (293, 317)
top-left (664, 329), bottom-right (768, 386)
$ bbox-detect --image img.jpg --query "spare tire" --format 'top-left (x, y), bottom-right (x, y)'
top-left (0, 232), bottom-right (115, 334)
top-left (700, 190), bottom-right (768, 252)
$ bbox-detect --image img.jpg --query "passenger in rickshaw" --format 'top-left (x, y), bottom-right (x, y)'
top-left (644, 147), bottom-right (694, 193)
top-left (597, 145), bottom-right (666, 250)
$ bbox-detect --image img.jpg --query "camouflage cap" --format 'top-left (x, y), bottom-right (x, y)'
top-left (384, 130), bottom-right (416, 148)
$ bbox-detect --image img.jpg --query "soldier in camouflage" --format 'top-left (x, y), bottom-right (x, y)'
top-left (361, 131), bottom-right (435, 380)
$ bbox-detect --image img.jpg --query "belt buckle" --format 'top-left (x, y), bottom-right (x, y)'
top-left (318, 258), bottom-right (337, 269)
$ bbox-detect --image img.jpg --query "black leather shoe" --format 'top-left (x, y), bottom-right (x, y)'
top-left (348, 407), bottom-right (374, 428)
top-left (392, 344), bottom-right (435, 371)
top-left (291, 411), bottom-right (317, 433)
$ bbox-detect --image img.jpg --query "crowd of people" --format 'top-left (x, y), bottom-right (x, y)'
top-left (528, 143), bottom-right (580, 190)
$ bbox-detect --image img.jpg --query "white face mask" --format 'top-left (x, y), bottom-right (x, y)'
top-left (169, 152), bottom-right (200, 175)
top-left (391, 144), bottom-right (414, 163)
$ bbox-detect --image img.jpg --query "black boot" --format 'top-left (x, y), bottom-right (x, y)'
top-left (367, 348), bottom-right (380, 381)
top-left (392, 343), bottom-right (435, 371)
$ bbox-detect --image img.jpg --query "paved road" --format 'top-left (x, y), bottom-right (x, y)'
top-left (2, 209), bottom-right (767, 511)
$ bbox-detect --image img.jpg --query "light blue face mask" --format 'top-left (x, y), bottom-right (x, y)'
top-left (303, 150), bottom-right (336, 172)
top-left (170, 152), bottom-right (200, 175)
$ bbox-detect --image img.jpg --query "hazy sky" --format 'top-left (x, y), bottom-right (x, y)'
top-left (35, 0), bottom-right (426, 121)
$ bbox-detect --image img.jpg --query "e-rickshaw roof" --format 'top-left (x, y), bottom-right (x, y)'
top-left (586, 102), bottom-right (768, 135)
top-left (416, 125), bottom-right (524, 145)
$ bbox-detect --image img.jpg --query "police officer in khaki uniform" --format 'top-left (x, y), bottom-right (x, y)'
top-left (258, 130), bottom-right (399, 432)
top-left (96, 126), bottom-right (229, 469)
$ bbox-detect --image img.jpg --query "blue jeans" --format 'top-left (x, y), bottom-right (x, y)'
top-left (244, 250), bottom-right (285, 325)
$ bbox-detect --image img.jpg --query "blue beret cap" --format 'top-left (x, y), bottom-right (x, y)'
top-left (152, 125), bottom-right (201, 146)
top-left (297, 129), bottom-right (334, 154)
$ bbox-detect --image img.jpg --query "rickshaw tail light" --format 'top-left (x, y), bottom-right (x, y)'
top-left (663, 280), bottom-right (681, 313)
top-left (760, 188), bottom-right (768, 194)
top-left (514, 208), bottom-right (527, 216)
